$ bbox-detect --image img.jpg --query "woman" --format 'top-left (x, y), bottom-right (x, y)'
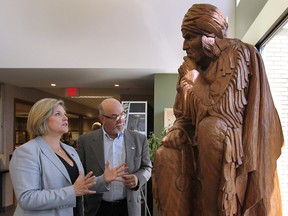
top-left (9, 98), bottom-right (127, 216)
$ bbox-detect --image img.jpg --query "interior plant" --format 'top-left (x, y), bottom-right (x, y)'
top-left (147, 129), bottom-right (167, 162)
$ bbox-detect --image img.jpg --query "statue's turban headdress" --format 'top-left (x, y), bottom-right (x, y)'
top-left (182, 4), bottom-right (228, 39)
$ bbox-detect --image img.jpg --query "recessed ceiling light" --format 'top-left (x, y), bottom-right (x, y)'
top-left (51, 83), bottom-right (56, 87)
top-left (114, 84), bottom-right (119, 87)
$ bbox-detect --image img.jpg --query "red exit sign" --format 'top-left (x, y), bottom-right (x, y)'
top-left (66, 88), bottom-right (79, 97)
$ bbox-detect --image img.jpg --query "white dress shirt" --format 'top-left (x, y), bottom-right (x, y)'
top-left (102, 128), bottom-right (126, 201)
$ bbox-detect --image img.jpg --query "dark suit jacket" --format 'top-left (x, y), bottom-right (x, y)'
top-left (77, 129), bottom-right (152, 216)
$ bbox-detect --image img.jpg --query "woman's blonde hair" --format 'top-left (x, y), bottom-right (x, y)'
top-left (27, 98), bottom-right (65, 137)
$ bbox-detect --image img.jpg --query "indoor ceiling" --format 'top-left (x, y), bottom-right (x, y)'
top-left (0, 0), bottom-right (235, 109)
top-left (0, 68), bottom-right (157, 109)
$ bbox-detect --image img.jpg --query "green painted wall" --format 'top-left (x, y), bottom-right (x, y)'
top-left (153, 73), bottom-right (178, 136)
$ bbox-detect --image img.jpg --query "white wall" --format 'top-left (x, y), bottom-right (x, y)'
top-left (0, 0), bottom-right (235, 71)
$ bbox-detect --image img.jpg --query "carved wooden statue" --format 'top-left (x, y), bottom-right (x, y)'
top-left (152, 4), bottom-right (283, 216)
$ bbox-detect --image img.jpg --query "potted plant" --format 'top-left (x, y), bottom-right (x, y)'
top-left (147, 129), bottom-right (167, 162)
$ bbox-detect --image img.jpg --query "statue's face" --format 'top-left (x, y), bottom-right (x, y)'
top-left (182, 30), bottom-right (205, 63)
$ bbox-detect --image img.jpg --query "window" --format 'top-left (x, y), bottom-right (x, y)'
top-left (260, 16), bottom-right (288, 216)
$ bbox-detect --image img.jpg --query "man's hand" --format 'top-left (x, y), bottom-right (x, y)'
top-left (123, 174), bottom-right (138, 189)
top-left (104, 160), bottom-right (128, 184)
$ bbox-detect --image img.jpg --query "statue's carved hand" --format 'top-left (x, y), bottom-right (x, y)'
top-left (162, 129), bottom-right (188, 150)
top-left (180, 79), bottom-right (192, 93)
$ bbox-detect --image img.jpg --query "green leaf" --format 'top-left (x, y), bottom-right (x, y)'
top-left (147, 129), bottom-right (166, 162)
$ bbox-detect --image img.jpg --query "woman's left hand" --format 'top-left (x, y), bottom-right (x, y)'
top-left (73, 171), bottom-right (97, 196)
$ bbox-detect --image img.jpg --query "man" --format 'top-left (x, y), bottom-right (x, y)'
top-left (91, 122), bottom-right (102, 130)
top-left (153, 4), bottom-right (283, 216)
top-left (78, 98), bottom-right (152, 216)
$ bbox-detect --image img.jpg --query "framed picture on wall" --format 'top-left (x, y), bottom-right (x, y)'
top-left (122, 101), bottom-right (147, 136)
top-left (164, 108), bottom-right (176, 129)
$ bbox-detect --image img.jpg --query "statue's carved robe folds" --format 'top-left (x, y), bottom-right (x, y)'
top-left (152, 38), bottom-right (283, 216)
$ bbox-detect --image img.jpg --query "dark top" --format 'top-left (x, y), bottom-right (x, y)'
top-left (57, 153), bottom-right (80, 216)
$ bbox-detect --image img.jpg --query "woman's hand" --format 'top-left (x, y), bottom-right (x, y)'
top-left (104, 161), bottom-right (128, 184)
top-left (73, 171), bottom-right (97, 196)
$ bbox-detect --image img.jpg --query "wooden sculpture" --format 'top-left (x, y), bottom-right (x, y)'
top-left (152, 4), bottom-right (284, 216)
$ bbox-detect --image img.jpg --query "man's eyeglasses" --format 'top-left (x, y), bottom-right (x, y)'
top-left (102, 113), bottom-right (126, 121)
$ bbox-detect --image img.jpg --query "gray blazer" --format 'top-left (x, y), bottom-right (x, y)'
top-left (9, 136), bottom-right (108, 216)
top-left (77, 129), bottom-right (152, 216)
